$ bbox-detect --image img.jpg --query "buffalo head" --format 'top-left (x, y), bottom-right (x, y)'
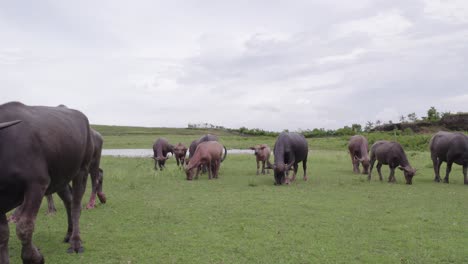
top-left (399, 166), bottom-right (416, 185)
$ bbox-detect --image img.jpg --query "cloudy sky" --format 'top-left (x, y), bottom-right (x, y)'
top-left (1, 0), bottom-right (467, 131)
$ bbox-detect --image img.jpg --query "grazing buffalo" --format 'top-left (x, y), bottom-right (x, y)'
top-left (368, 140), bottom-right (416, 184)
top-left (153, 138), bottom-right (174, 170)
top-left (348, 135), bottom-right (370, 174)
top-left (186, 134), bottom-right (220, 176)
top-left (185, 141), bottom-right (227, 180)
top-left (267, 132), bottom-right (308, 185)
top-left (0, 102), bottom-right (94, 263)
top-left (430, 131), bottom-right (468, 184)
top-left (173, 143), bottom-right (188, 167)
top-left (187, 134), bottom-right (219, 162)
top-left (249, 144), bottom-right (271, 175)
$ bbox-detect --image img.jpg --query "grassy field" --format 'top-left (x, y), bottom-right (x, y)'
top-left (7, 151), bottom-right (468, 263)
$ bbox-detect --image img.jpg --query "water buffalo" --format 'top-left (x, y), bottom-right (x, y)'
top-left (368, 140), bottom-right (416, 184)
top-left (10, 128), bottom-right (107, 220)
top-left (186, 134), bottom-right (220, 176)
top-left (153, 138), bottom-right (174, 170)
top-left (0, 102), bottom-right (94, 263)
top-left (173, 142), bottom-right (188, 167)
top-left (430, 131), bottom-right (468, 184)
top-left (267, 132), bottom-right (308, 185)
top-left (348, 135), bottom-right (370, 174)
top-left (185, 141), bottom-right (227, 180)
top-left (249, 144), bottom-right (271, 175)
top-left (187, 134), bottom-right (219, 162)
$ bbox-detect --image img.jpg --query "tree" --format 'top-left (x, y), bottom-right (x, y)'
top-left (407, 112), bottom-right (418, 122)
top-left (375, 120), bottom-right (382, 126)
top-left (351, 124), bottom-right (362, 133)
top-left (427, 106), bottom-right (440, 121)
top-left (399, 115), bottom-right (406, 123)
top-left (364, 121), bottom-right (374, 132)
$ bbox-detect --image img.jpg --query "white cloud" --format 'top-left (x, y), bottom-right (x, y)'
top-left (317, 48), bottom-right (367, 65)
top-left (423, 0), bottom-right (468, 24)
top-left (336, 10), bottom-right (412, 38)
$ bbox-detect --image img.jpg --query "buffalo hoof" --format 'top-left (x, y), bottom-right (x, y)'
top-left (434, 177), bottom-right (441, 182)
top-left (86, 203), bottom-right (95, 209)
top-left (443, 178), bottom-right (449, 184)
top-left (97, 192), bottom-right (107, 203)
top-left (67, 247), bottom-right (84, 254)
top-left (303, 176), bottom-right (308, 181)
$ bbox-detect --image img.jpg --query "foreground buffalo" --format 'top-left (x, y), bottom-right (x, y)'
top-left (430, 131), bottom-right (468, 184)
top-left (10, 125), bottom-right (106, 221)
top-left (267, 132), bottom-right (308, 185)
top-left (0, 102), bottom-right (94, 263)
top-left (185, 141), bottom-right (227, 180)
top-left (249, 144), bottom-right (271, 175)
top-left (348, 135), bottom-right (370, 174)
top-left (153, 138), bottom-right (174, 170)
top-left (173, 143), bottom-right (188, 167)
top-left (368, 140), bottom-right (416, 184)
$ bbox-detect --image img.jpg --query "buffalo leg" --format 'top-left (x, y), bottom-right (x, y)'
top-left (376, 163), bottom-right (383, 181)
top-left (67, 170), bottom-right (88, 253)
top-left (256, 160), bottom-right (260, 175)
top-left (175, 157), bottom-right (180, 167)
top-left (207, 162), bottom-right (212, 179)
top-left (0, 214), bottom-right (10, 264)
top-left (16, 183), bottom-right (46, 264)
top-left (444, 162), bottom-right (452, 183)
top-left (388, 167), bottom-right (396, 183)
top-left (432, 155), bottom-right (441, 182)
top-left (368, 157), bottom-right (376, 181)
top-left (303, 159), bottom-right (308, 181)
top-left (261, 160), bottom-right (265, 175)
top-left (290, 164), bottom-right (298, 182)
top-left (87, 167), bottom-right (106, 209)
top-left (46, 194), bottom-right (57, 214)
top-left (350, 153), bottom-right (358, 173)
top-left (463, 165), bottom-right (467, 185)
top-left (57, 185), bottom-right (73, 243)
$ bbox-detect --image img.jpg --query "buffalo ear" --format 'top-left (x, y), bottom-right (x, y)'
top-left (249, 147), bottom-right (255, 150)
top-left (260, 146), bottom-right (266, 150)
top-left (398, 166), bottom-right (405, 171)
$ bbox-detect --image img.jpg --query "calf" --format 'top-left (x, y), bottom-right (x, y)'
top-left (348, 135), bottom-right (370, 174)
top-left (185, 141), bottom-right (226, 180)
top-left (173, 143), bottom-right (188, 167)
top-left (368, 140), bottom-right (416, 184)
top-left (0, 102), bottom-right (94, 263)
top-left (249, 144), bottom-right (271, 175)
top-left (267, 132), bottom-right (308, 185)
top-left (430, 131), bottom-right (468, 184)
top-left (153, 138), bottom-right (174, 170)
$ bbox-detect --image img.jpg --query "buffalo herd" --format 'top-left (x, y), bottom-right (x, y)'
top-left (0, 101), bottom-right (467, 263)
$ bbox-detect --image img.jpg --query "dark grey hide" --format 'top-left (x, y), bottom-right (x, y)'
top-left (0, 101), bottom-right (94, 264)
top-left (152, 138), bottom-right (174, 170)
top-left (430, 131), bottom-right (468, 184)
top-left (268, 132), bottom-right (308, 185)
top-left (348, 135), bottom-right (370, 174)
top-left (368, 140), bottom-right (416, 184)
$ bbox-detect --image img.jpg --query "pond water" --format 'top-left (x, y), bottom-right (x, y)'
top-left (102, 149), bottom-right (254, 158)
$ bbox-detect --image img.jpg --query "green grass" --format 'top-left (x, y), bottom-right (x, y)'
top-left (7, 151), bottom-right (468, 263)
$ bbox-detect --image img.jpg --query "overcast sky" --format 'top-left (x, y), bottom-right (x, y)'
top-left (1, 0), bottom-right (467, 131)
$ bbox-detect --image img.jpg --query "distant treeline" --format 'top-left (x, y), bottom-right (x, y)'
top-left (187, 107), bottom-right (467, 140)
